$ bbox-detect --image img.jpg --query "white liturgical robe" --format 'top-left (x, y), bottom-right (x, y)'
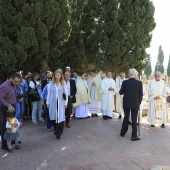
top-left (147, 79), bottom-right (167, 125)
top-left (88, 75), bottom-right (102, 114)
top-left (116, 78), bottom-right (126, 115)
top-left (100, 77), bottom-right (116, 117)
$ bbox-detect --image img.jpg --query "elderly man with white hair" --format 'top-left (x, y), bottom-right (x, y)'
top-left (147, 71), bottom-right (167, 128)
top-left (120, 68), bottom-right (143, 141)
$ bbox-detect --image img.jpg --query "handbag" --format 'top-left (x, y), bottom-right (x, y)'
top-left (63, 93), bottom-right (66, 100)
top-left (166, 96), bottom-right (170, 103)
top-left (63, 83), bottom-right (66, 100)
top-left (28, 81), bottom-right (40, 102)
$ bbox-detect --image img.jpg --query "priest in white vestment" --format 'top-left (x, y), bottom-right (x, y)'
top-left (73, 73), bottom-right (91, 118)
top-left (100, 72), bottom-right (116, 120)
top-left (147, 71), bottom-right (167, 128)
top-left (116, 73), bottom-right (126, 119)
top-left (88, 70), bottom-right (102, 117)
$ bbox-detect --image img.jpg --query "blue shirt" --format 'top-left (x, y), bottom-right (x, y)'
top-left (21, 78), bottom-right (28, 93)
top-left (41, 84), bottom-right (48, 101)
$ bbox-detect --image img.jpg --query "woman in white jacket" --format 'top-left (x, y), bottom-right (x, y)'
top-left (47, 70), bottom-right (68, 140)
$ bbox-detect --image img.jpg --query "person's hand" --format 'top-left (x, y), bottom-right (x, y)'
top-left (65, 105), bottom-right (67, 109)
top-left (108, 87), bottom-right (114, 91)
top-left (69, 95), bottom-right (73, 98)
top-left (7, 105), bottom-right (15, 112)
top-left (11, 124), bottom-right (15, 128)
top-left (42, 99), bottom-right (44, 105)
top-left (19, 98), bottom-right (23, 103)
top-left (47, 104), bottom-right (50, 108)
top-left (154, 96), bottom-right (160, 100)
top-left (92, 82), bottom-right (96, 86)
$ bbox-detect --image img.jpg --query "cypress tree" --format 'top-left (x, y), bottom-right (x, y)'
top-left (167, 55), bottom-right (170, 77)
top-left (82, 0), bottom-right (156, 77)
top-left (155, 45), bottom-right (164, 74)
top-left (0, 0), bottom-right (71, 78)
top-left (60, 0), bottom-right (89, 72)
top-left (144, 54), bottom-right (152, 77)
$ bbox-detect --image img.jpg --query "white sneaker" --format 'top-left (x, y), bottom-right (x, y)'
top-left (19, 121), bottom-right (23, 125)
top-left (33, 121), bottom-right (38, 124)
top-left (40, 119), bottom-right (45, 122)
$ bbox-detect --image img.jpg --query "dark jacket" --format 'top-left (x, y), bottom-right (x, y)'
top-left (67, 79), bottom-right (77, 103)
top-left (119, 77), bottom-right (143, 109)
top-left (41, 79), bottom-right (52, 91)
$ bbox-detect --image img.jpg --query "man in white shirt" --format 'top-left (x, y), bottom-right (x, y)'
top-left (64, 71), bottom-right (77, 128)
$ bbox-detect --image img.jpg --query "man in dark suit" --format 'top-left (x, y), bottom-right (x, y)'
top-left (119, 69), bottom-right (143, 141)
top-left (41, 71), bottom-right (53, 91)
top-left (64, 71), bottom-right (77, 128)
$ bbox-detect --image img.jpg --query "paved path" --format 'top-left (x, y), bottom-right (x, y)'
top-left (1, 114), bottom-right (170, 170)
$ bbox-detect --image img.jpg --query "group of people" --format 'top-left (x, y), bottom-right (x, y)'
top-left (0, 66), bottom-right (170, 152)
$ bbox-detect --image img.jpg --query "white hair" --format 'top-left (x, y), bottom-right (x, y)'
top-left (155, 71), bottom-right (161, 75)
top-left (120, 72), bottom-right (125, 76)
top-left (128, 68), bottom-right (137, 77)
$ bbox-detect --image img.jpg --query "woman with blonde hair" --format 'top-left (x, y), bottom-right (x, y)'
top-left (47, 70), bottom-right (68, 140)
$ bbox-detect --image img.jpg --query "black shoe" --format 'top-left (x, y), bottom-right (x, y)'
top-left (54, 131), bottom-right (56, 135)
top-left (23, 118), bottom-right (27, 121)
top-left (1, 146), bottom-right (8, 151)
top-left (128, 121), bottom-right (132, 125)
top-left (120, 133), bottom-right (125, 137)
top-left (161, 124), bottom-right (165, 128)
top-left (151, 125), bottom-right (155, 127)
top-left (103, 116), bottom-right (107, 120)
top-left (15, 145), bottom-right (20, 150)
top-left (91, 114), bottom-right (95, 117)
top-left (8, 148), bottom-right (13, 153)
top-left (118, 115), bottom-right (122, 119)
top-left (107, 116), bottom-right (112, 119)
top-left (56, 136), bottom-right (61, 140)
top-left (95, 114), bottom-right (99, 117)
top-left (131, 137), bottom-right (140, 141)
top-left (11, 140), bottom-right (21, 145)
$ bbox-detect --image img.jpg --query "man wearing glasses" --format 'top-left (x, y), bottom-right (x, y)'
top-left (147, 71), bottom-right (167, 128)
top-left (0, 72), bottom-right (21, 150)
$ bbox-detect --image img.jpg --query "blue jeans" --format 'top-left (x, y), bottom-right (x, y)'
top-left (32, 98), bottom-right (43, 123)
top-left (15, 102), bottom-right (24, 121)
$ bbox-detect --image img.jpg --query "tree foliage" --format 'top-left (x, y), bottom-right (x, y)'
top-left (60, 0), bottom-right (91, 73)
top-left (144, 54), bottom-right (152, 76)
top-left (81, 0), bottom-right (156, 77)
top-left (155, 45), bottom-right (164, 74)
top-left (167, 54), bottom-right (170, 77)
top-left (0, 0), bottom-right (71, 78)
top-left (0, 0), bottom-right (156, 80)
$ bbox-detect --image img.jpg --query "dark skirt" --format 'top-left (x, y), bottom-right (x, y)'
top-left (4, 131), bottom-right (20, 141)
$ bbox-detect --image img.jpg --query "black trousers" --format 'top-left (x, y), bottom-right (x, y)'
top-left (1, 105), bottom-right (16, 149)
top-left (25, 101), bottom-right (32, 117)
top-left (121, 108), bottom-right (138, 137)
top-left (65, 98), bottom-right (73, 124)
top-left (52, 120), bottom-right (64, 139)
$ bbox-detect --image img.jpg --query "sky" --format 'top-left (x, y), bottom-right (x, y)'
top-left (146, 0), bottom-right (170, 69)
